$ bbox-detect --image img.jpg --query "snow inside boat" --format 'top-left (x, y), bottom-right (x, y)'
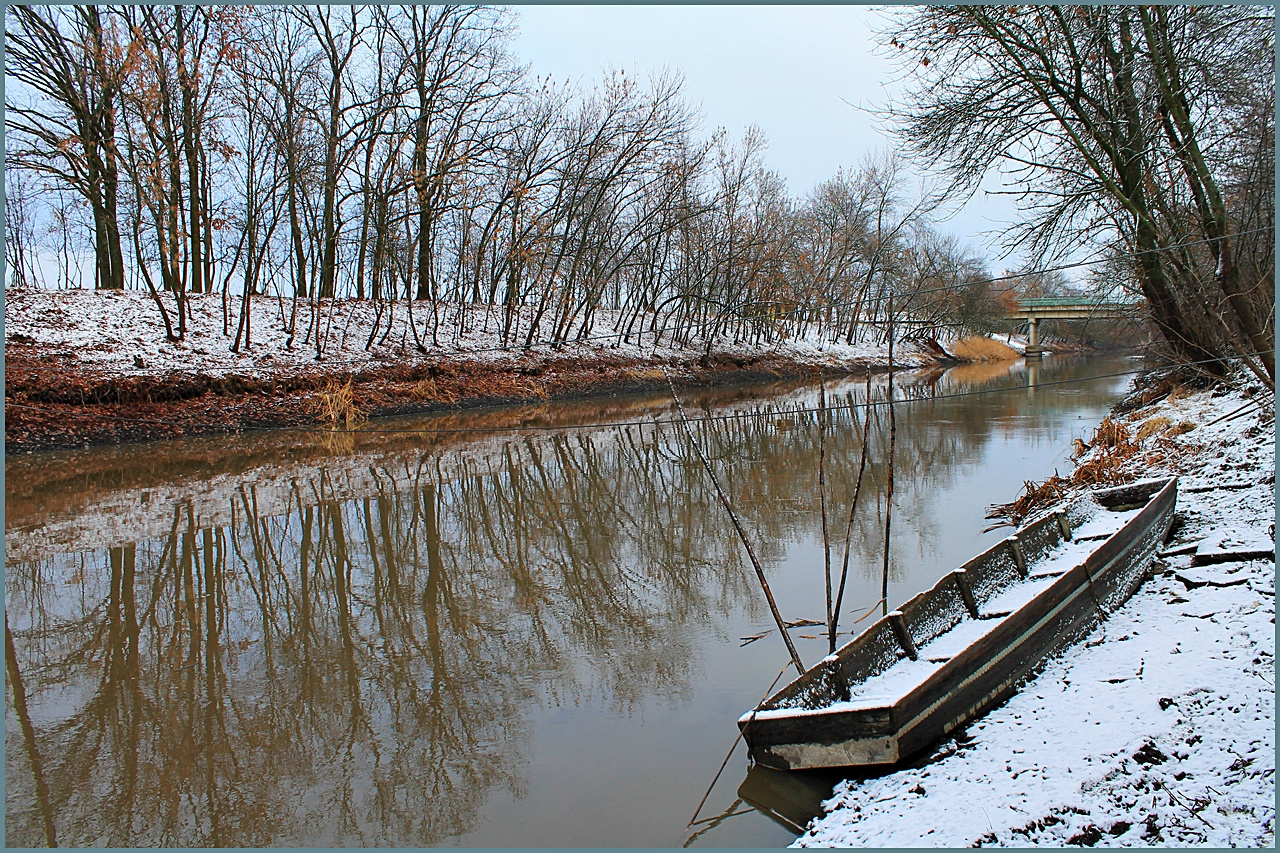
top-left (739, 477), bottom-right (1178, 771)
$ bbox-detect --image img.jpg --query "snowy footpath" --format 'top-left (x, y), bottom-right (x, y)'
top-left (798, 375), bottom-right (1275, 847)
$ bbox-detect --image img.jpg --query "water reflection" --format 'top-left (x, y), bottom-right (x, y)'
top-left (5, 357), bottom-right (1134, 846)
top-left (736, 766), bottom-right (847, 835)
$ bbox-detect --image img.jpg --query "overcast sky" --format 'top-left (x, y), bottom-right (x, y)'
top-left (511, 5), bottom-right (1026, 270)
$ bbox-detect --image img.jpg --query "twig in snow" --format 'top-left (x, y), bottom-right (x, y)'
top-left (1203, 397), bottom-right (1266, 429)
top-left (1156, 779), bottom-right (1215, 829)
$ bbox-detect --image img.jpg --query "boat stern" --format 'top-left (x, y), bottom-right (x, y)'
top-left (740, 700), bottom-right (901, 771)
top-left (750, 733), bottom-right (900, 771)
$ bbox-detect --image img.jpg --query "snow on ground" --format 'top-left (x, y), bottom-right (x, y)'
top-left (996, 331), bottom-right (1030, 355)
top-left (797, 375), bottom-right (1275, 848)
top-left (3, 287), bottom-right (929, 378)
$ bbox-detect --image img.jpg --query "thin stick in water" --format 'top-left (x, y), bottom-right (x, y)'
top-left (687, 661), bottom-right (792, 828)
top-left (830, 371), bottom-right (874, 651)
top-left (665, 372), bottom-right (805, 676)
top-left (818, 373), bottom-right (832, 634)
top-left (881, 294), bottom-right (897, 617)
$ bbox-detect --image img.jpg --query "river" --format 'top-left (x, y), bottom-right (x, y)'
top-left (4, 355), bottom-right (1139, 847)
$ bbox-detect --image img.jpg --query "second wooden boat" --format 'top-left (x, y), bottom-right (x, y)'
top-left (739, 477), bottom-right (1178, 771)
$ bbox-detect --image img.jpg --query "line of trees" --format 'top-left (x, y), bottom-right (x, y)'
top-left (11, 6), bottom-right (1268, 371)
top-left (4, 5), bottom-right (1005, 356)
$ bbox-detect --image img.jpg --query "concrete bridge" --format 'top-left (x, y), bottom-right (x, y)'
top-left (1010, 298), bottom-right (1137, 356)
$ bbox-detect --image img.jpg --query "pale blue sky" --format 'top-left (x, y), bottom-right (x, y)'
top-left (511, 5), bottom-right (1026, 268)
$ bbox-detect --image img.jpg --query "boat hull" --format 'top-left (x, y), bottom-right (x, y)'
top-left (741, 478), bottom-right (1177, 771)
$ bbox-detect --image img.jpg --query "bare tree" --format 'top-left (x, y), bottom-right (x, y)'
top-left (888, 5), bottom-right (1274, 382)
top-left (5, 6), bottom-right (132, 290)
top-left (293, 5), bottom-right (372, 302)
top-left (4, 168), bottom-right (40, 289)
top-left (382, 5), bottom-right (520, 346)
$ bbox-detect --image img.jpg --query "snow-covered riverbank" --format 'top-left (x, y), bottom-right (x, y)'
top-left (6, 287), bottom-right (973, 452)
top-left (797, 373), bottom-right (1275, 847)
top-left (3, 286), bottom-right (944, 379)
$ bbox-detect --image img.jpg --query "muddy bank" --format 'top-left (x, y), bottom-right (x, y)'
top-left (4, 346), bottom-right (941, 454)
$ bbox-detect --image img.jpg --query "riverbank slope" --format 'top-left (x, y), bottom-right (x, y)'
top-left (798, 369), bottom-right (1275, 847)
top-left (6, 287), bottom-right (974, 453)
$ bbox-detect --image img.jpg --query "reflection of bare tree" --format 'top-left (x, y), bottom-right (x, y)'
top-left (5, 363), bottom-right (1125, 845)
top-left (6, 614), bottom-right (57, 847)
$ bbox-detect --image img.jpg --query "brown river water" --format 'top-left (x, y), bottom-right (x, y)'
top-left (5, 355), bottom-right (1139, 847)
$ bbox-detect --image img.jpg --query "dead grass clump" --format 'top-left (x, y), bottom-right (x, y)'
top-left (990, 416), bottom-right (1145, 523)
top-left (1071, 452), bottom-right (1130, 486)
top-left (949, 335), bottom-right (1020, 362)
top-left (1136, 416), bottom-right (1173, 441)
top-left (1076, 417), bottom-right (1141, 483)
top-left (986, 473), bottom-right (1072, 524)
top-left (1093, 416), bottom-right (1132, 449)
top-left (310, 379), bottom-right (367, 428)
top-left (624, 367), bottom-right (668, 382)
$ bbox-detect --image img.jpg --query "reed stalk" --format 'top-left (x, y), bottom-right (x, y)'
top-left (818, 374), bottom-right (832, 635)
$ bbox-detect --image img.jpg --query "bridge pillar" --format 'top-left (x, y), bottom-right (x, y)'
top-left (1024, 316), bottom-right (1044, 358)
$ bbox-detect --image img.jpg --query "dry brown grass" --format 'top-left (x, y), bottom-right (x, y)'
top-left (310, 379), bottom-right (367, 428)
top-left (986, 473), bottom-right (1073, 526)
top-left (410, 377), bottom-right (458, 404)
top-left (1071, 452), bottom-right (1129, 486)
top-left (949, 335), bottom-right (1021, 362)
top-left (1135, 416), bottom-right (1173, 441)
top-left (624, 367), bottom-right (668, 382)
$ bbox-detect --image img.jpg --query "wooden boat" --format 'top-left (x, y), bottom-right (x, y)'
top-left (739, 477), bottom-right (1178, 771)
